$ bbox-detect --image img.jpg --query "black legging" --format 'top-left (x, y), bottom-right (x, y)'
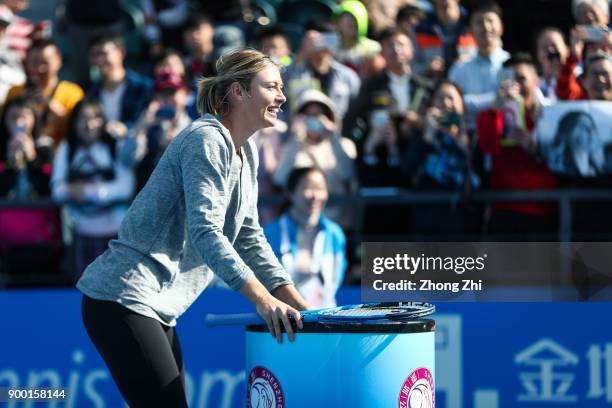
top-left (81, 295), bottom-right (188, 408)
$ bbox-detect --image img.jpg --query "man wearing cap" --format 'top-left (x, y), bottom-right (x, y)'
top-left (131, 69), bottom-right (191, 191)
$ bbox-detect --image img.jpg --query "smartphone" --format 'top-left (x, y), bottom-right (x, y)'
top-left (499, 67), bottom-right (515, 84)
top-left (156, 106), bottom-right (176, 120)
top-left (320, 32), bottom-right (340, 51)
top-left (579, 25), bottom-right (610, 42)
top-left (440, 111), bottom-right (462, 128)
top-left (370, 110), bottom-right (390, 129)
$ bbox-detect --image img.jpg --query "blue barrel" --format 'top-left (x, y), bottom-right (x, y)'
top-left (245, 319), bottom-right (435, 407)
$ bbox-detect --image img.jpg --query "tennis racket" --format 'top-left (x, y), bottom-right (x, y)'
top-left (205, 302), bottom-right (435, 327)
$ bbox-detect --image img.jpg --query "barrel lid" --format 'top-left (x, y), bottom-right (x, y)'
top-left (246, 318), bottom-right (435, 334)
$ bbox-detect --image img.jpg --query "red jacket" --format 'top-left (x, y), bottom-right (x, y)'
top-left (477, 109), bottom-right (559, 215)
top-left (556, 54), bottom-right (588, 101)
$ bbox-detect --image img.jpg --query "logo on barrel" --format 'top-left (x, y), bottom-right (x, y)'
top-left (247, 366), bottom-right (285, 408)
top-left (398, 367), bottom-right (434, 408)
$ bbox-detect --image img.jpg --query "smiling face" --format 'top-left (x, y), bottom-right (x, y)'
top-left (584, 58), bottom-right (612, 101)
top-left (76, 104), bottom-right (105, 146)
top-left (290, 169), bottom-right (328, 221)
top-left (6, 105), bottom-right (35, 136)
top-left (537, 30), bottom-right (568, 79)
top-left (470, 11), bottom-right (503, 55)
top-left (240, 65), bottom-right (286, 129)
top-left (90, 41), bottom-right (125, 78)
top-left (381, 32), bottom-right (413, 74)
top-left (513, 63), bottom-right (540, 102)
top-left (26, 45), bottom-right (62, 87)
top-left (433, 83), bottom-right (464, 114)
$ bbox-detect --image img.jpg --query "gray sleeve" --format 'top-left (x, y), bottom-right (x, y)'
top-left (234, 176), bottom-right (293, 292)
top-left (179, 130), bottom-right (255, 291)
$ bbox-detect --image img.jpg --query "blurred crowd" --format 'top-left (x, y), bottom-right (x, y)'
top-left (0, 0), bottom-right (611, 302)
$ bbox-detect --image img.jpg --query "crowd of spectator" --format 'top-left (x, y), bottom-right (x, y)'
top-left (0, 0), bottom-right (611, 299)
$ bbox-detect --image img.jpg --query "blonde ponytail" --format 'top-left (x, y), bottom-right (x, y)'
top-left (197, 48), bottom-right (277, 116)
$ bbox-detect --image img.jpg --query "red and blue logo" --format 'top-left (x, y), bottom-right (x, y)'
top-left (398, 367), bottom-right (435, 408)
top-left (247, 366), bottom-right (285, 408)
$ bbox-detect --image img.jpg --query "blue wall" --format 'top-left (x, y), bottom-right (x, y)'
top-left (1, 288), bottom-right (611, 407)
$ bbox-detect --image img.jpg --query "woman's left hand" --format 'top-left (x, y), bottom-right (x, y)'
top-left (255, 294), bottom-right (303, 343)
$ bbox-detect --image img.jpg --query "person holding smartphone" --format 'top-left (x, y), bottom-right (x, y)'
top-left (77, 49), bottom-right (311, 407)
top-left (535, 27), bottom-right (569, 103)
top-left (273, 89), bottom-right (356, 228)
top-left (285, 21), bottom-right (360, 119)
top-left (557, 1), bottom-right (611, 100)
top-left (401, 80), bottom-right (480, 235)
top-left (476, 53), bottom-right (559, 236)
top-left (129, 69), bottom-right (192, 191)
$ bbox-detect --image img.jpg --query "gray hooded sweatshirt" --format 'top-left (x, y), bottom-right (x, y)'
top-left (76, 114), bottom-right (293, 326)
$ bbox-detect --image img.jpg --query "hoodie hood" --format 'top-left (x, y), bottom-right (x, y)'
top-left (334, 0), bottom-right (369, 40)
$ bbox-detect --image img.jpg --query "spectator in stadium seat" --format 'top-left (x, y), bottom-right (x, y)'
top-left (344, 27), bottom-right (433, 188)
top-left (1, 0), bottom-right (49, 61)
top-left (556, 25), bottom-right (612, 100)
top-left (536, 27), bottom-right (570, 103)
top-left (556, 53), bottom-right (612, 238)
top-left (396, 3), bottom-right (426, 48)
top-left (87, 36), bottom-right (152, 139)
top-left (572, 0), bottom-right (610, 26)
top-left (274, 89), bottom-right (356, 228)
top-left (65, 0), bottom-right (124, 87)
top-left (264, 167), bottom-right (346, 308)
top-left (152, 49), bottom-right (186, 79)
top-left (51, 100), bottom-right (135, 276)
top-left (284, 21), bottom-right (360, 120)
top-left (0, 96), bottom-right (62, 276)
top-left (448, 1), bottom-right (509, 132)
top-left (131, 69), bottom-right (191, 191)
top-left (413, 0), bottom-right (477, 80)
top-left (0, 5), bottom-right (25, 104)
top-left (4, 39), bottom-right (84, 147)
top-left (582, 51), bottom-right (612, 100)
top-left (183, 14), bottom-right (215, 82)
top-left (141, 0), bottom-right (189, 57)
top-left (477, 53), bottom-right (559, 235)
top-left (401, 80), bottom-right (480, 235)
top-left (256, 26), bottom-right (293, 69)
top-left (332, 0), bottom-right (382, 79)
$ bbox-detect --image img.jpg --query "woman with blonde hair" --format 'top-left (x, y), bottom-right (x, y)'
top-left (77, 49), bottom-right (311, 407)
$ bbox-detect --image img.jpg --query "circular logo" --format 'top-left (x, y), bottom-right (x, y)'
top-left (398, 367), bottom-right (435, 408)
top-left (247, 366), bottom-right (285, 408)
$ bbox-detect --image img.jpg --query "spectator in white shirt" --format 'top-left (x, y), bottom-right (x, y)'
top-left (51, 99), bottom-right (135, 276)
top-left (448, 1), bottom-right (509, 131)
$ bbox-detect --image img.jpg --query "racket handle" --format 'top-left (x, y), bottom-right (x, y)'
top-left (205, 313), bottom-right (263, 327)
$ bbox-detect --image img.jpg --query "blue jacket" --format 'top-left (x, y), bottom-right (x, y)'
top-left (88, 69), bottom-right (153, 128)
top-left (264, 213), bottom-right (347, 307)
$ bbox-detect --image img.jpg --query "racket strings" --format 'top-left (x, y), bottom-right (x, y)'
top-left (320, 303), bottom-right (435, 319)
